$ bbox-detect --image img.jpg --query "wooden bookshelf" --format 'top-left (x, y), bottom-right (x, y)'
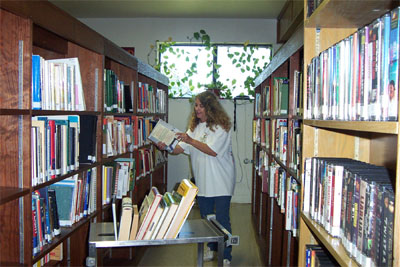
top-left (252, 23), bottom-right (304, 266)
top-left (305, 0), bottom-right (394, 29)
top-left (0, 1), bottom-right (168, 265)
top-left (300, 213), bottom-right (358, 267)
top-left (298, 0), bottom-right (399, 266)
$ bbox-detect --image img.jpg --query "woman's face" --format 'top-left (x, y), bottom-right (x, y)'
top-left (194, 98), bottom-right (207, 122)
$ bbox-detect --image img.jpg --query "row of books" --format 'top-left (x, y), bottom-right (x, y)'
top-left (254, 93), bottom-right (262, 118)
top-left (32, 169), bottom-right (96, 256)
top-left (272, 78), bottom-right (289, 115)
top-left (137, 82), bottom-right (167, 114)
top-left (306, 0), bottom-right (324, 17)
top-left (305, 7), bottom-right (400, 122)
top-left (305, 244), bottom-right (339, 267)
top-left (31, 115), bottom-right (97, 186)
top-left (271, 118), bottom-right (288, 163)
top-left (102, 115), bottom-right (156, 158)
top-left (102, 158), bottom-right (136, 205)
top-left (256, 151), bottom-right (300, 237)
top-left (103, 116), bottom-right (132, 157)
top-left (104, 69), bottom-right (133, 113)
top-left (32, 188), bottom-right (60, 256)
top-left (32, 244), bottom-right (63, 267)
top-left (136, 147), bottom-right (155, 179)
top-left (288, 119), bottom-right (301, 176)
top-left (114, 179), bottom-right (198, 241)
top-left (292, 70), bottom-right (304, 116)
top-left (254, 118), bottom-right (289, 163)
top-left (31, 56), bottom-right (85, 111)
top-left (302, 157), bottom-right (394, 267)
top-left (255, 71), bottom-right (303, 119)
top-left (102, 148), bottom-right (167, 205)
top-left (253, 117), bottom-right (302, 176)
top-left (103, 71), bottom-right (167, 115)
top-left (261, 78), bottom-right (289, 117)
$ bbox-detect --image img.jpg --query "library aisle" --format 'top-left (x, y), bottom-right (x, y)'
top-left (138, 203), bottom-right (263, 266)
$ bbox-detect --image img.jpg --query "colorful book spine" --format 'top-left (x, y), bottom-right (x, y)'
top-left (388, 7), bottom-right (399, 120)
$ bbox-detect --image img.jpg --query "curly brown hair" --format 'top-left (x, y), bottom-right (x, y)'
top-left (188, 90), bottom-right (232, 132)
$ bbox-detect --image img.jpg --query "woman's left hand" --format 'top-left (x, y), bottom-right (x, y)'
top-left (176, 132), bottom-right (192, 144)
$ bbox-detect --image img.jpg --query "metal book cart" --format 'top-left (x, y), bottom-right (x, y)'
top-left (87, 215), bottom-right (239, 267)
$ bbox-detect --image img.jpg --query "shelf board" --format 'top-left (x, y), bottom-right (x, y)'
top-left (264, 114), bottom-right (290, 120)
top-left (287, 168), bottom-right (300, 182)
top-left (0, 187), bottom-right (30, 205)
top-left (304, 120), bottom-right (398, 134)
top-left (137, 57), bottom-right (169, 86)
top-left (291, 115), bottom-right (303, 120)
top-left (301, 212), bottom-right (358, 267)
top-left (305, 0), bottom-right (394, 28)
top-left (0, 109), bottom-right (30, 115)
top-left (31, 110), bottom-right (101, 116)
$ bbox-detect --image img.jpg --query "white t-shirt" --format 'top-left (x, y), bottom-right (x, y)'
top-left (179, 122), bottom-right (236, 197)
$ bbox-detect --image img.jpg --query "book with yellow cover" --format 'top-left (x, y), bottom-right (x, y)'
top-left (164, 179), bottom-right (198, 239)
top-left (129, 204), bottom-right (139, 240)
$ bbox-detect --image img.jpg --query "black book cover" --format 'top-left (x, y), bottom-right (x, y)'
top-left (79, 115), bottom-right (98, 164)
top-left (48, 189), bottom-right (61, 235)
top-left (380, 188), bottom-right (394, 266)
top-left (124, 84), bottom-right (133, 113)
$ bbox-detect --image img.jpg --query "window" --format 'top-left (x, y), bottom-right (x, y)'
top-left (159, 43), bottom-right (272, 98)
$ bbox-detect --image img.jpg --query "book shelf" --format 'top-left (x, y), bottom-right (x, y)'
top-left (252, 23), bottom-right (303, 266)
top-left (299, 0), bottom-right (399, 267)
top-left (0, 1), bottom-right (169, 266)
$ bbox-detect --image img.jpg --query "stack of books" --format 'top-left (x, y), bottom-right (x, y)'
top-left (113, 179), bottom-right (198, 241)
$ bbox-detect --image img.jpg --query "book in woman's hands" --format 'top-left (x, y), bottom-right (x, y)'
top-left (148, 119), bottom-right (181, 152)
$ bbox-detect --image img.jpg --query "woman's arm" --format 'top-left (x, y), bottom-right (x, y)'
top-left (170, 144), bottom-right (184, 155)
top-left (176, 132), bottom-right (217, 157)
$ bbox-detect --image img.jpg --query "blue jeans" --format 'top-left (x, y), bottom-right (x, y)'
top-left (197, 196), bottom-right (232, 261)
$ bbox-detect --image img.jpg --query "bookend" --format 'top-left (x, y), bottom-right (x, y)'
top-left (206, 214), bottom-right (240, 247)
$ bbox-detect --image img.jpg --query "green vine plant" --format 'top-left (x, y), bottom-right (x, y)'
top-left (147, 30), bottom-right (271, 99)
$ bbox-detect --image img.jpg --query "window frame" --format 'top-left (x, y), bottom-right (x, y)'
top-left (158, 41), bottom-right (273, 98)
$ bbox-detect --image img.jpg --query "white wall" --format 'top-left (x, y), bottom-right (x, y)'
top-left (168, 98), bottom-right (254, 203)
top-left (79, 17), bottom-right (278, 64)
top-left (78, 17), bottom-right (274, 203)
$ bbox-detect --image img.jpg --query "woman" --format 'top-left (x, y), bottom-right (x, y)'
top-left (157, 90), bottom-right (235, 265)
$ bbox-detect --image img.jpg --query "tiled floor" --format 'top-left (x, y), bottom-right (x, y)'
top-left (137, 203), bottom-right (263, 266)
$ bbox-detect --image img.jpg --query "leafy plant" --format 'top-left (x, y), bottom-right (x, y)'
top-left (147, 30), bottom-right (271, 98)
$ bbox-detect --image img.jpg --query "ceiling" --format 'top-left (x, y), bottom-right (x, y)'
top-left (49, 0), bottom-right (288, 19)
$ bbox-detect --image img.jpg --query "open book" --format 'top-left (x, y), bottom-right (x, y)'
top-left (148, 119), bottom-right (181, 152)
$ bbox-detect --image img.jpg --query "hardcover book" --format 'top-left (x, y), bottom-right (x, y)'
top-left (129, 205), bottom-right (139, 240)
top-left (118, 197), bottom-right (133, 241)
top-left (155, 191), bottom-right (180, 239)
top-left (136, 187), bottom-right (163, 240)
top-left (164, 179), bottom-right (198, 239)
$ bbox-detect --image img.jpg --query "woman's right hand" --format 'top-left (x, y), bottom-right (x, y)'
top-left (156, 141), bottom-right (167, 150)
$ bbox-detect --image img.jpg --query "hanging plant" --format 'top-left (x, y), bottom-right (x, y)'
top-left (147, 30), bottom-right (270, 99)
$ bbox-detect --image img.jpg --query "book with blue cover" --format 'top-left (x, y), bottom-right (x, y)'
top-left (32, 55), bottom-right (42, 110)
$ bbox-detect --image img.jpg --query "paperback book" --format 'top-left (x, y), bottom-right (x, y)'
top-left (148, 119), bottom-right (181, 152)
